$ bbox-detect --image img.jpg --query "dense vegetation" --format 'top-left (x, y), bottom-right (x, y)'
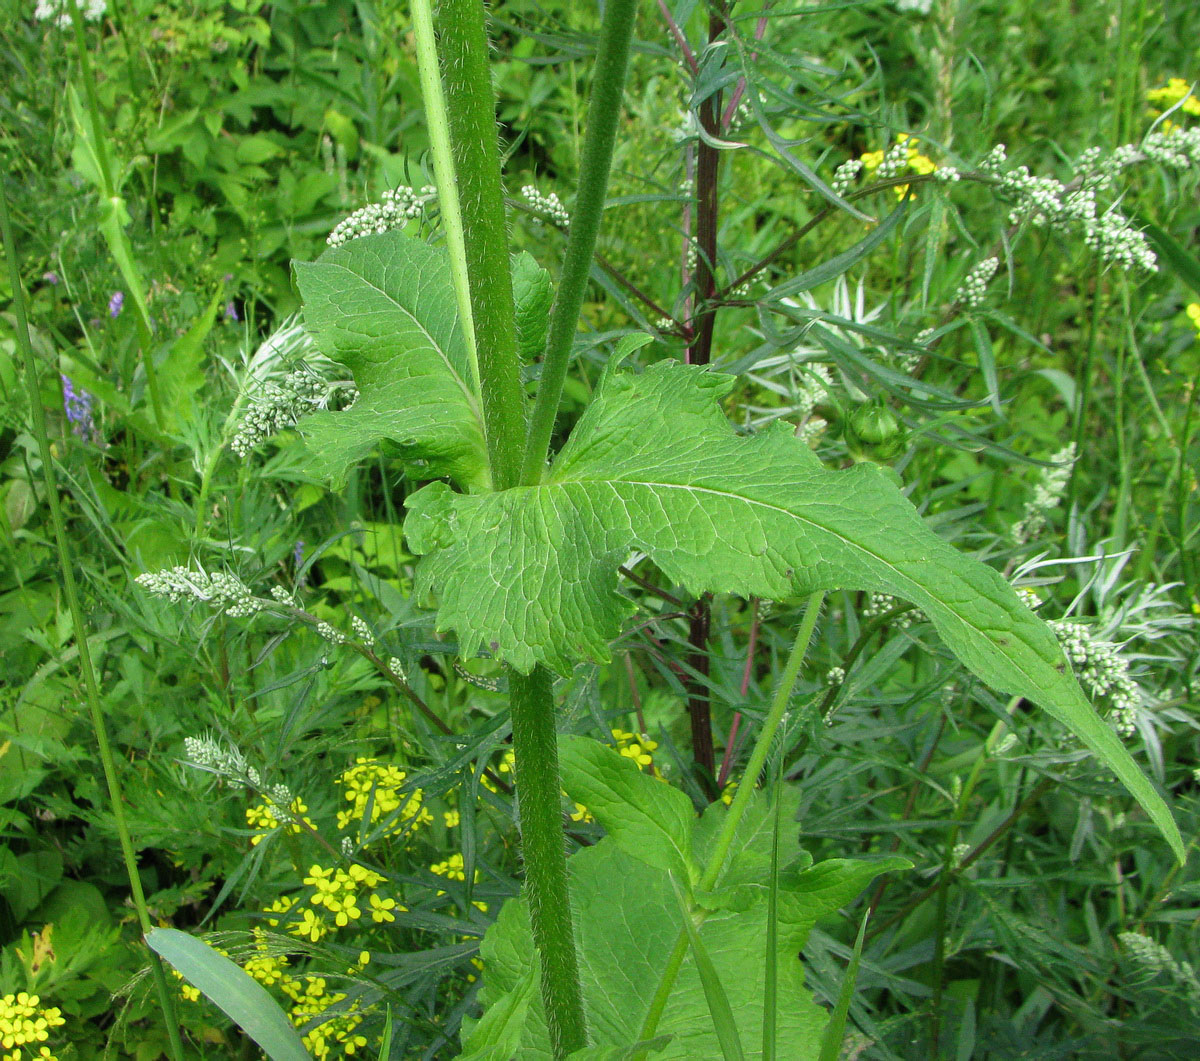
top-left (1, 0), bottom-right (1198, 1058)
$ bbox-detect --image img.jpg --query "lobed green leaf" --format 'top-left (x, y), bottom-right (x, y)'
top-left (407, 359), bottom-right (1182, 859)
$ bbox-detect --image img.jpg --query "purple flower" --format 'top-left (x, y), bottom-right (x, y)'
top-left (293, 540), bottom-right (307, 586)
top-left (108, 291), bottom-right (124, 318)
top-left (225, 301), bottom-right (239, 322)
top-left (42, 271), bottom-right (59, 285)
top-left (61, 374), bottom-right (95, 441)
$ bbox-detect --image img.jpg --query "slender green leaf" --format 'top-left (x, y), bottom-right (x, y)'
top-left (816, 911), bottom-right (869, 1061)
top-left (145, 928), bottom-right (311, 1061)
top-left (1137, 215), bottom-right (1200, 296)
top-left (673, 877), bottom-right (746, 1061)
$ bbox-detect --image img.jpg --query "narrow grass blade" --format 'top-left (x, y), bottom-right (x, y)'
top-left (1137, 215), bottom-right (1200, 296)
top-left (145, 928), bottom-right (311, 1061)
top-left (671, 878), bottom-right (746, 1061)
top-left (816, 909), bottom-right (870, 1061)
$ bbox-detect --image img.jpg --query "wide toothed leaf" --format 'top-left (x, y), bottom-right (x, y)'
top-left (293, 230), bottom-right (489, 490)
top-left (406, 360), bottom-right (1181, 859)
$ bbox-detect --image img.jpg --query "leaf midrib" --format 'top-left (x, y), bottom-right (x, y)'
top-left (326, 262), bottom-right (484, 426)
top-left (534, 475), bottom-right (1051, 685)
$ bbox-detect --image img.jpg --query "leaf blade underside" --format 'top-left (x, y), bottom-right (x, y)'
top-left (293, 231), bottom-right (489, 490)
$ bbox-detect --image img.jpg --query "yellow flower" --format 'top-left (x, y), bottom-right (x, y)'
top-left (291, 907), bottom-right (328, 942)
top-left (1147, 77), bottom-right (1200, 116)
top-left (369, 893), bottom-right (401, 923)
top-left (1186, 303), bottom-right (1200, 334)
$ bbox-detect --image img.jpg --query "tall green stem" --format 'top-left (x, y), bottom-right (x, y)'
top-left (1, 184), bottom-right (186, 1061)
top-left (435, 0), bottom-right (526, 491)
top-left (423, 3), bottom-right (588, 1055)
top-left (410, 0), bottom-right (482, 400)
top-left (509, 668), bottom-right (589, 1056)
top-left (68, 0), bottom-right (166, 431)
top-left (519, 0), bottom-right (638, 485)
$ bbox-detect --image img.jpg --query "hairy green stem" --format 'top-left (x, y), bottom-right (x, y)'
top-left (509, 668), bottom-right (589, 1056)
top-left (519, 0), bottom-right (638, 485)
top-left (427, 4), bottom-right (588, 1054)
top-left (410, 0), bottom-right (482, 400)
top-left (638, 593), bottom-right (826, 1045)
top-left (1, 182), bottom-right (186, 1061)
top-left (435, 0), bottom-right (526, 491)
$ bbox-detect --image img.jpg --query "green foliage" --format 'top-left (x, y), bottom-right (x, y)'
top-left (464, 737), bottom-right (907, 1059)
top-left (2, 0), bottom-right (1199, 1057)
top-left (294, 231), bottom-right (488, 490)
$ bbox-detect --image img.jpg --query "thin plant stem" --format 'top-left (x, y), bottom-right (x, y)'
top-left (638, 593), bottom-right (826, 1047)
top-left (68, 0), bottom-right (166, 431)
top-left (717, 597), bottom-right (760, 789)
top-left (519, 0), bottom-right (639, 485)
top-left (0, 181), bottom-right (186, 1061)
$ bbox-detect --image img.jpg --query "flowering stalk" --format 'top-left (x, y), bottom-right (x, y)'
top-left (0, 177), bottom-right (186, 1061)
top-left (67, 0), bottom-right (165, 430)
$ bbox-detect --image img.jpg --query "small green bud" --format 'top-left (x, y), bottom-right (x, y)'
top-left (845, 400), bottom-right (906, 461)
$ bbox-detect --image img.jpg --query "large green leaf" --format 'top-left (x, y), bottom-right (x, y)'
top-left (469, 838), bottom-right (902, 1060)
top-left (407, 360), bottom-right (1182, 859)
top-left (293, 231), bottom-right (489, 490)
top-left (559, 734), bottom-right (697, 885)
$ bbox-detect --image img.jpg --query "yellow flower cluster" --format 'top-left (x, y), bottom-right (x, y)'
top-left (336, 758), bottom-right (432, 839)
top-left (175, 930), bottom-right (378, 1057)
top-left (1147, 78), bottom-right (1200, 117)
top-left (429, 853), bottom-right (474, 883)
top-left (860, 133), bottom-right (938, 199)
top-left (291, 864), bottom-right (403, 942)
top-left (429, 854), bottom-right (488, 911)
top-left (282, 971), bottom-right (371, 1059)
top-left (612, 728), bottom-right (658, 770)
top-left (0, 993), bottom-right (64, 1061)
top-left (246, 797), bottom-right (314, 846)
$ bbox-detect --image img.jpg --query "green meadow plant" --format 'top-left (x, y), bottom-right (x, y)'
top-left (137, 3), bottom-right (1190, 1058)
top-left (19, 1), bottom-right (1187, 1057)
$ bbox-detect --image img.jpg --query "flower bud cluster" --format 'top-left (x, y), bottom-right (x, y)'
top-left (983, 135), bottom-right (1185, 273)
top-left (955, 256), bottom-right (1000, 308)
top-left (831, 159), bottom-right (863, 196)
top-left (136, 566), bottom-right (262, 618)
top-left (230, 367), bottom-right (331, 458)
top-left (34, 0), bottom-right (104, 26)
top-left (876, 138), bottom-right (916, 180)
top-left (183, 734), bottom-right (250, 781)
top-left (1013, 443), bottom-right (1076, 543)
top-left (1050, 619), bottom-right (1139, 736)
top-left (863, 592), bottom-right (918, 629)
top-left (1118, 931), bottom-right (1200, 997)
top-left (326, 185), bottom-right (435, 247)
top-left (794, 363), bottom-right (833, 421)
top-left (521, 185), bottom-right (569, 227)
